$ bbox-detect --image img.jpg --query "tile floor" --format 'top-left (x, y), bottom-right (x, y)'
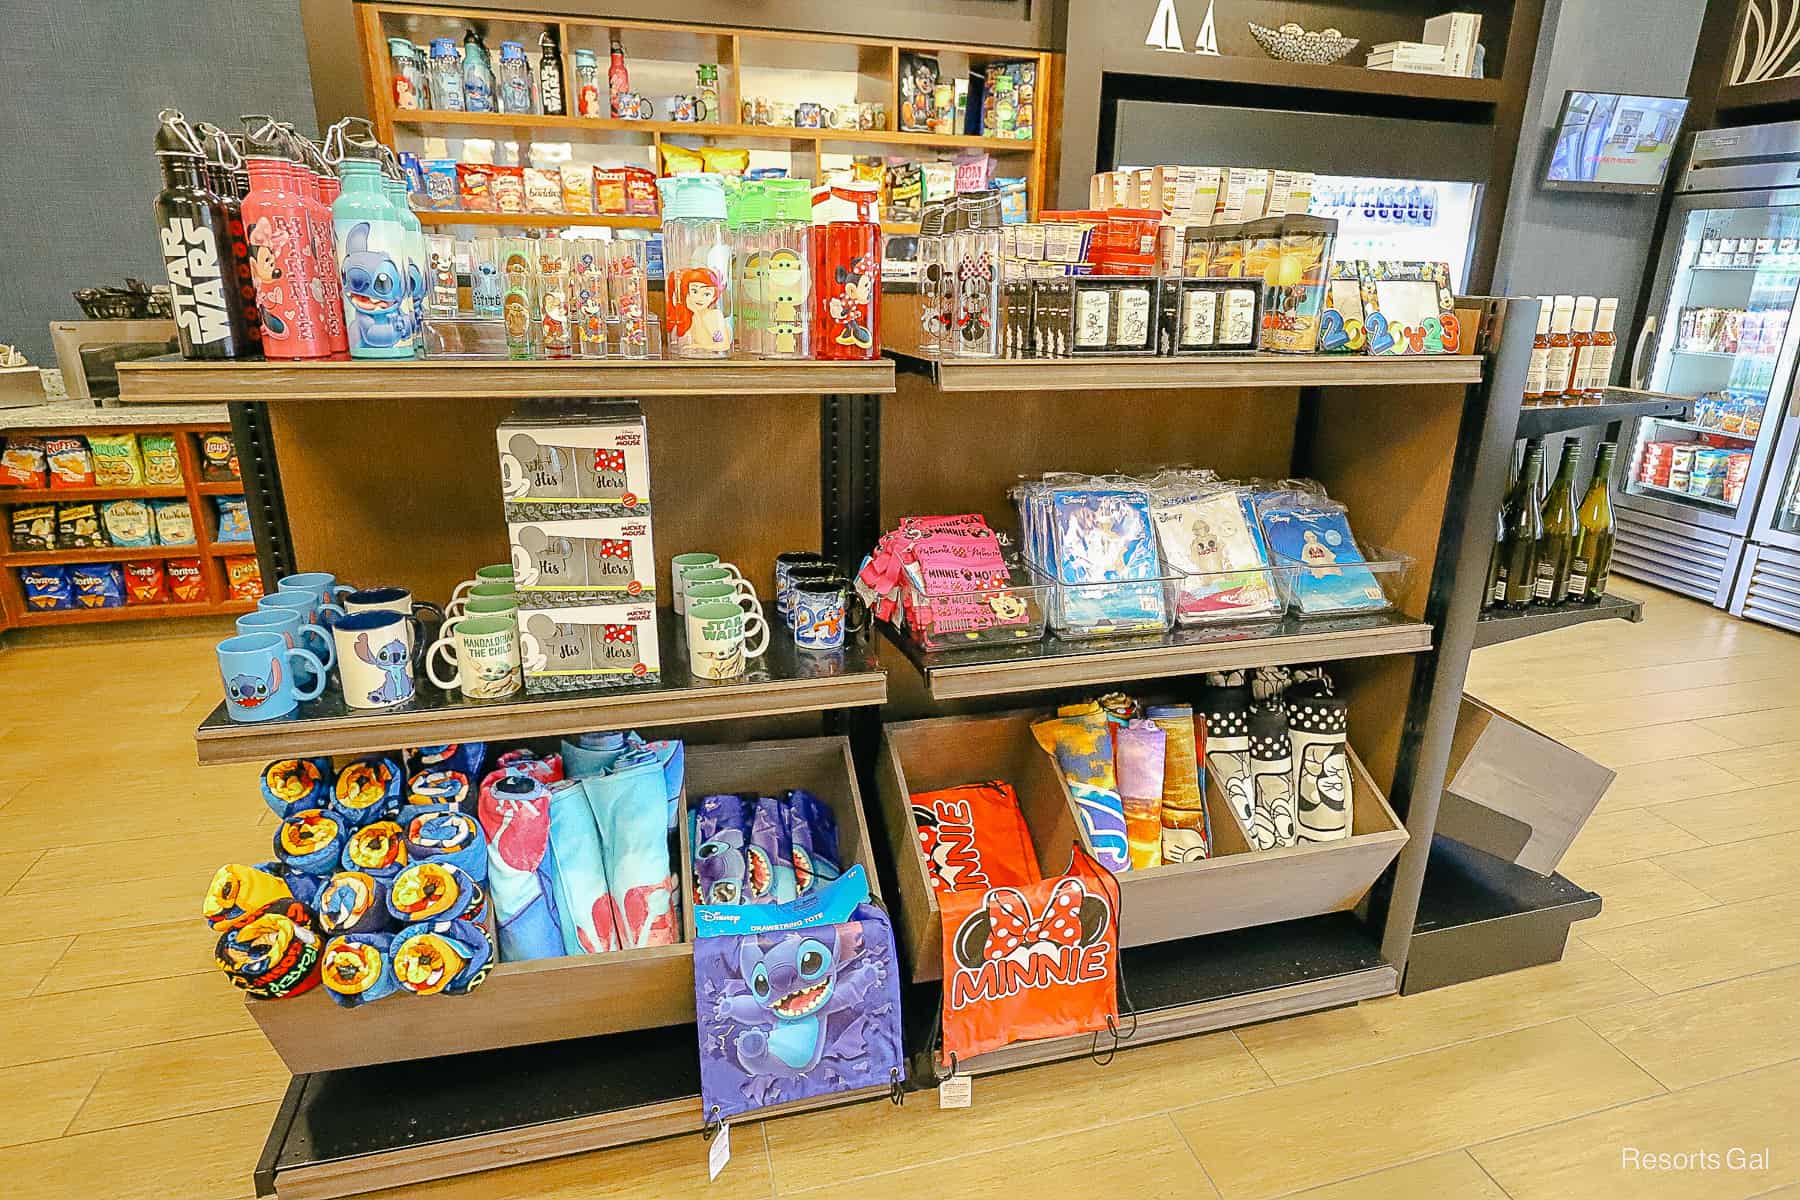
top-left (4, 583), bottom-right (1799, 1199)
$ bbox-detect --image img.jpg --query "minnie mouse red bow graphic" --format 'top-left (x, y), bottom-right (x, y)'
top-left (982, 878), bottom-right (1089, 963)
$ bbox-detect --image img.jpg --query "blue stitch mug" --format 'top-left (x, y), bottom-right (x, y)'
top-left (216, 632), bottom-right (327, 723)
top-left (278, 572), bottom-right (355, 625)
top-left (236, 608), bottom-right (336, 683)
top-left (331, 610), bottom-right (417, 710)
top-left (257, 593), bottom-right (338, 666)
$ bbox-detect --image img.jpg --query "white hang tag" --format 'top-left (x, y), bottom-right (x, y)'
top-left (939, 1075), bottom-right (973, 1108)
top-left (708, 1122), bottom-right (730, 1181)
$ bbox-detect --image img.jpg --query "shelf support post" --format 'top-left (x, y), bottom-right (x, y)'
top-left (230, 400), bottom-right (297, 585)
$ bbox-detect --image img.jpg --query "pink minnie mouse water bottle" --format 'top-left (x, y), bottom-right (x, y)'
top-left (238, 118), bottom-right (335, 359)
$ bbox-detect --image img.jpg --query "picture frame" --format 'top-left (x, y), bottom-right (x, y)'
top-left (1318, 261), bottom-right (1369, 354)
top-left (1355, 261), bottom-right (1459, 355)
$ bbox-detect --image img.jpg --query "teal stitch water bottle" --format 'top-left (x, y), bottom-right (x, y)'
top-left (326, 119), bottom-right (415, 359)
top-left (428, 38), bottom-right (464, 111)
top-left (380, 151), bottom-right (429, 357)
top-left (462, 30), bottom-right (496, 114)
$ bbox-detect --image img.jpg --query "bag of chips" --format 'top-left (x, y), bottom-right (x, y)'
top-left (699, 147), bottom-right (748, 176)
top-left (100, 499), bottom-right (155, 548)
top-left (594, 168), bottom-right (628, 215)
top-left (200, 434), bottom-right (238, 481)
top-left (123, 559), bottom-right (168, 604)
top-left (167, 557), bottom-right (205, 601)
top-left (89, 434), bottom-right (144, 487)
top-left (152, 498), bottom-right (196, 546)
top-left (562, 163), bottom-right (595, 214)
top-left (71, 563), bottom-right (126, 609)
top-left (657, 143), bottom-right (703, 176)
top-left (46, 437), bottom-right (96, 488)
top-left (140, 433), bottom-right (183, 485)
top-left (20, 565), bottom-right (74, 610)
top-left (57, 503), bottom-right (108, 548)
top-left (524, 168), bottom-right (563, 213)
top-left (492, 166), bottom-right (527, 214)
top-left (225, 556), bottom-right (265, 600)
top-left (0, 436), bottom-right (49, 487)
top-left (457, 163), bottom-right (496, 212)
top-left (623, 167), bottom-right (659, 214)
top-left (213, 496), bottom-right (253, 542)
top-left (10, 504), bottom-right (56, 551)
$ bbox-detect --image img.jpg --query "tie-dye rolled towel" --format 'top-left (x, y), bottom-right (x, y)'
top-left (693, 793), bottom-right (751, 905)
top-left (784, 788), bottom-right (840, 893)
top-left (406, 769), bottom-right (471, 810)
top-left (1114, 719), bottom-right (1167, 870)
top-left (275, 809), bottom-right (349, 877)
top-left (400, 804), bottom-right (488, 881)
top-left (317, 871), bottom-right (395, 936)
top-left (1031, 706), bottom-right (1131, 872)
top-left (547, 778), bottom-right (618, 954)
top-left (391, 919), bottom-right (494, 995)
top-left (388, 860), bottom-right (488, 925)
top-left (260, 758), bottom-right (332, 820)
top-left (332, 756), bottom-right (404, 827)
top-left (410, 743), bottom-right (487, 783)
top-left (319, 932), bottom-right (400, 1007)
top-left (214, 898), bottom-right (323, 998)
top-left (478, 773), bottom-right (565, 963)
top-left (584, 764), bottom-right (679, 948)
top-left (340, 820), bottom-right (409, 880)
top-left (203, 862), bottom-right (292, 930)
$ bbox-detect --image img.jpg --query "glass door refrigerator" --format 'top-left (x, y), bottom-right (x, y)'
top-left (1732, 386), bottom-right (1800, 630)
top-left (1611, 121), bottom-right (1800, 606)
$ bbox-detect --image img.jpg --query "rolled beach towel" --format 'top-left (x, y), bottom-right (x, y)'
top-left (316, 870), bottom-right (395, 936)
top-left (410, 743), bottom-right (487, 783)
top-left (319, 932), bottom-right (400, 1007)
top-left (407, 769), bottom-right (471, 810)
top-left (203, 862), bottom-right (292, 931)
top-left (561, 730), bottom-right (633, 778)
top-left (1148, 704), bottom-right (1210, 863)
top-left (260, 758), bottom-right (332, 820)
top-left (388, 860), bottom-right (488, 925)
top-left (1114, 719), bottom-right (1167, 870)
top-left (547, 778), bottom-right (618, 954)
top-left (495, 748), bottom-right (563, 782)
top-left (214, 897), bottom-right (322, 998)
top-left (584, 764), bottom-right (678, 948)
top-left (332, 756), bottom-right (404, 827)
top-left (340, 820), bottom-right (408, 880)
top-left (275, 809), bottom-right (349, 877)
top-left (478, 772), bottom-right (565, 963)
top-left (1032, 704), bottom-right (1130, 872)
top-left (400, 804), bottom-right (488, 880)
top-left (391, 919), bottom-right (494, 995)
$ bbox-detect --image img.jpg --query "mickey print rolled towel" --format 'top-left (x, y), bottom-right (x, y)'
top-left (1288, 684), bottom-right (1352, 842)
top-left (1199, 684), bottom-right (1256, 845)
top-left (1247, 706), bottom-right (1298, 849)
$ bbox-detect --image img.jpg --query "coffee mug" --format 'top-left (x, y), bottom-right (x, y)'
top-left (446, 579), bottom-right (517, 620)
top-left (278, 572), bottom-right (354, 624)
top-left (791, 577), bottom-right (869, 650)
top-left (671, 552), bottom-right (741, 615)
top-left (427, 614), bottom-right (523, 700)
top-left (685, 599), bottom-right (769, 680)
top-left (510, 528), bottom-right (585, 587)
top-left (782, 564), bottom-right (844, 628)
top-left (332, 610), bottom-right (417, 709)
top-left (450, 593), bottom-right (519, 623)
top-left (448, 565), bottom-right (514, 609)
top-left (519, 611), bottom-right (594, 672)
top-left (775, 551), bottom-right (830, 618)
top-left (344, 586), bottom-right (446, 624)
top-left (216, 631), bottom-right (326, 722)
top-left (257, 591), bottom-right (339, 653)
top-left (236, 607), bottom-right (335, 673)
top-left (685, 578), bottom-right (758, 614)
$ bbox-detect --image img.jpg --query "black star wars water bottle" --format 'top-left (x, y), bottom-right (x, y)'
top-left (154, 110), bottom-right (259, 359)
top-left (198, 121), bottom-right (264, 350)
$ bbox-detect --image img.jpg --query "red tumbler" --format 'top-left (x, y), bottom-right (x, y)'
top-left (813, 220), bottom-right (880, 359)
top-left (241, 157), bottom-right (337, 359)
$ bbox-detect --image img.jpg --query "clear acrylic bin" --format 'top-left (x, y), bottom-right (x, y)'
top-left (1048, 570), bottom-right (1181, 640)
top-left (901, 560), bottom-right (1052, 651)
top-left (1270, 543), bottom-right (1415, 618)
top-left (1169, 562), bottom-right (1288, 627)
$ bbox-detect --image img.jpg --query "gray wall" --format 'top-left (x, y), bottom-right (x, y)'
top-left (0, 2), bottom-right (318, 367)
top-left (1491, 0), bottom-right (1704, 310)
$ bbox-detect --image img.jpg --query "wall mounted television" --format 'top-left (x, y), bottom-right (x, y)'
top-left (1543, 90), bottom-right (1689, 194)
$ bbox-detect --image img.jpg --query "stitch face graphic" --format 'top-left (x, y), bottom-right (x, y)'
top-left (472, 262), bottom-right (503, 310)
top-left (227, 659), bottom-right (281, 709)
top-left (712, 926), bottom-right (880, 1075)
top-left (355, 631), bottom-right (412, 704)
top-left (751, 937), bottom-right (835, 1019)
top-left (340, 223), bottom-right (413, 347)
top-left (695, 828), bottom-right (747, 904)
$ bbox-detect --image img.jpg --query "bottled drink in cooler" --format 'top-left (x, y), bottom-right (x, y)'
top-left (1534, 440), bottom-right (1581, 604)
top-left (1569, 443), bottom-right (1618, 603)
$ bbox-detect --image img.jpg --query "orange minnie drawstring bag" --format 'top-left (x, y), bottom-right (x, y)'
top-left (937, 842), bottom-right (1121, 1062)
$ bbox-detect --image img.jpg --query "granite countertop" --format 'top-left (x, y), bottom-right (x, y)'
top-left (0, 400), bottom-right (231, 432)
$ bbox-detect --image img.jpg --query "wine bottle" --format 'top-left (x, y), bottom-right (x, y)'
top-left (1484, 501), bottom-right (1505, 610)
top-left (1534, 439), bottom-right (1582, 605)
top-left (1496, 442), bottom-right (1545, 609)
top-left (1569, 442), bottom-right (1618, 604)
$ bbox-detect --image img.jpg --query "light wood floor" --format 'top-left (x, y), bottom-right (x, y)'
top-left (5, 584), bottom-right (1800, 1199)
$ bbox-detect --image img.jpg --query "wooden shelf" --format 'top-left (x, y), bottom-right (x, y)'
top-left (116, 354), bottom-right (896, 403)
top-left (1516, 388), bottom-right (1688, 439)
top-left (9, 598), bottom-right (252, 627)
top-left (1473, 593), bottom-right (1643, 649)
top-left (1169, 54), bottom-right (1504, 105)
top-left (888, 611), bottom-right (1433, 701)
top-left (897, 352), bottom-right (1484, 392)
top-left (194, 480), bottom-right (245, 496)
top-left (209, 543), bottom-right (257, 558)
top-left (190, 611), bottom-right (885, 765)
top-left (392, 110), bottom-right (1034, 152)
top-left (0, 484), bottom-right (187, 503)
top-left (414, 210), bottom-right (662, 230)
top-left (4, 543), bottom-right (203, 567)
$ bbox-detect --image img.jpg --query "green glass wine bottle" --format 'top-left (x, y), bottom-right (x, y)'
top-left (1496, 442), bottom-right (1545, 609)
top-left (1569, 441), bottom-right (1618, 604)
top-left (1533, 440), bottom-right (1582, 605)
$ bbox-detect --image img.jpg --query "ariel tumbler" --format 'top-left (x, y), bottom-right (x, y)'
top-left (658, 173), bottom-right (733, 358)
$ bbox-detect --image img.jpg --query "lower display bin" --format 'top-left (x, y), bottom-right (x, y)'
top-left (876, 710), bottom-right (1407, 982)
top-left (245, 735), bottom-right (876, 1074)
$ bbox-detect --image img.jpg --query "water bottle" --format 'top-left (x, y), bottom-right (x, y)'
top-left (1421, 184), bottom-right (1438, 227)
top-left (325, 118), bottom-right (415, 358)
top-left (195, 122), bottom-right (263, 352)
top-left (239, 118), bottom-right (334, 359)
top-left (539, 33), bottom-right (566, 116)
top-left (153, 110), bottom-right (259, 360)
top-left (380, 149), bottom-right (430, 355)
top-left (463, 30), bottom-right (496, 113)
top-left (287, 129), bottom-right (350, 354)
top-left (388, 37), bottom-right (427, 110)
top-left (429, 38), bottom-right (465, 111)
top-left (657, 173), bottom-right (734, 358)
top-left (573, 48), bottom-right (603, 118)
top-left (498, 40), bottom-right (535, 114)
top-left (763, 178), bottom-right (814, 358)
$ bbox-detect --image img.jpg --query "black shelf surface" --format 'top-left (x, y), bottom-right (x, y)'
top-left (1516, 389), bottom-right (1688, 438)
top-left (1473, 593), bottom-right (1643, 648)
top-left (888, 610), bottom-right (1433, 700)
top-left (196, 608), bottom-right (883, 765)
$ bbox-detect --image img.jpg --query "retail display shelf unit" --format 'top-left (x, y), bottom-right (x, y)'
top-left (1473, 592), bottom-right (1643, 649)
top-left (897, 352), bottom-right (1484, 392)
top-left (190, 608), bottom-right (884, 766)
top-left (0, 413), bottom-right (253, 630)
top-left (1515, 387), bottom-right (1689, 439)
top-left (357, 2), bottom-right (1057, 222)
top-left (116, 355), bottom-right (896, 403)
top-left (199, 296), bottom-right (1536, 1190)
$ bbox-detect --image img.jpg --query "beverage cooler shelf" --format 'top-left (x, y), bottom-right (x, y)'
top-left (893, 352), bottom-right (1483, 393)
top-left (115, 354), bottom-right (896, 403)
top-left (1516, 388), bottom-right (1687, 438)
top-left (1473, 592), bottom-right (1643, 648)
top-left (191, 609), bottom-right (884, 765)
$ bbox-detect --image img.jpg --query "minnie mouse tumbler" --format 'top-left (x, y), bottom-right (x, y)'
top-left (239, 119), bottom-right (335, 359)
top-left (814, 221), bottom-right (880, 359)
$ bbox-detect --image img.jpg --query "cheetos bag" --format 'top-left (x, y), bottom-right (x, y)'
top-left (939, 843), bottom-right (1120, 1062)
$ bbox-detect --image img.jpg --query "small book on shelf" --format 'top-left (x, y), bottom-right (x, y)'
top-left (1422, 11), bottom-right (1482, 76)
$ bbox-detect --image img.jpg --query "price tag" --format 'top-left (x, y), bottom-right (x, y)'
top-left (939, 1075), bottom-right (973, 1108)
top-left (708, 1122), bottom-right (730, 1181)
